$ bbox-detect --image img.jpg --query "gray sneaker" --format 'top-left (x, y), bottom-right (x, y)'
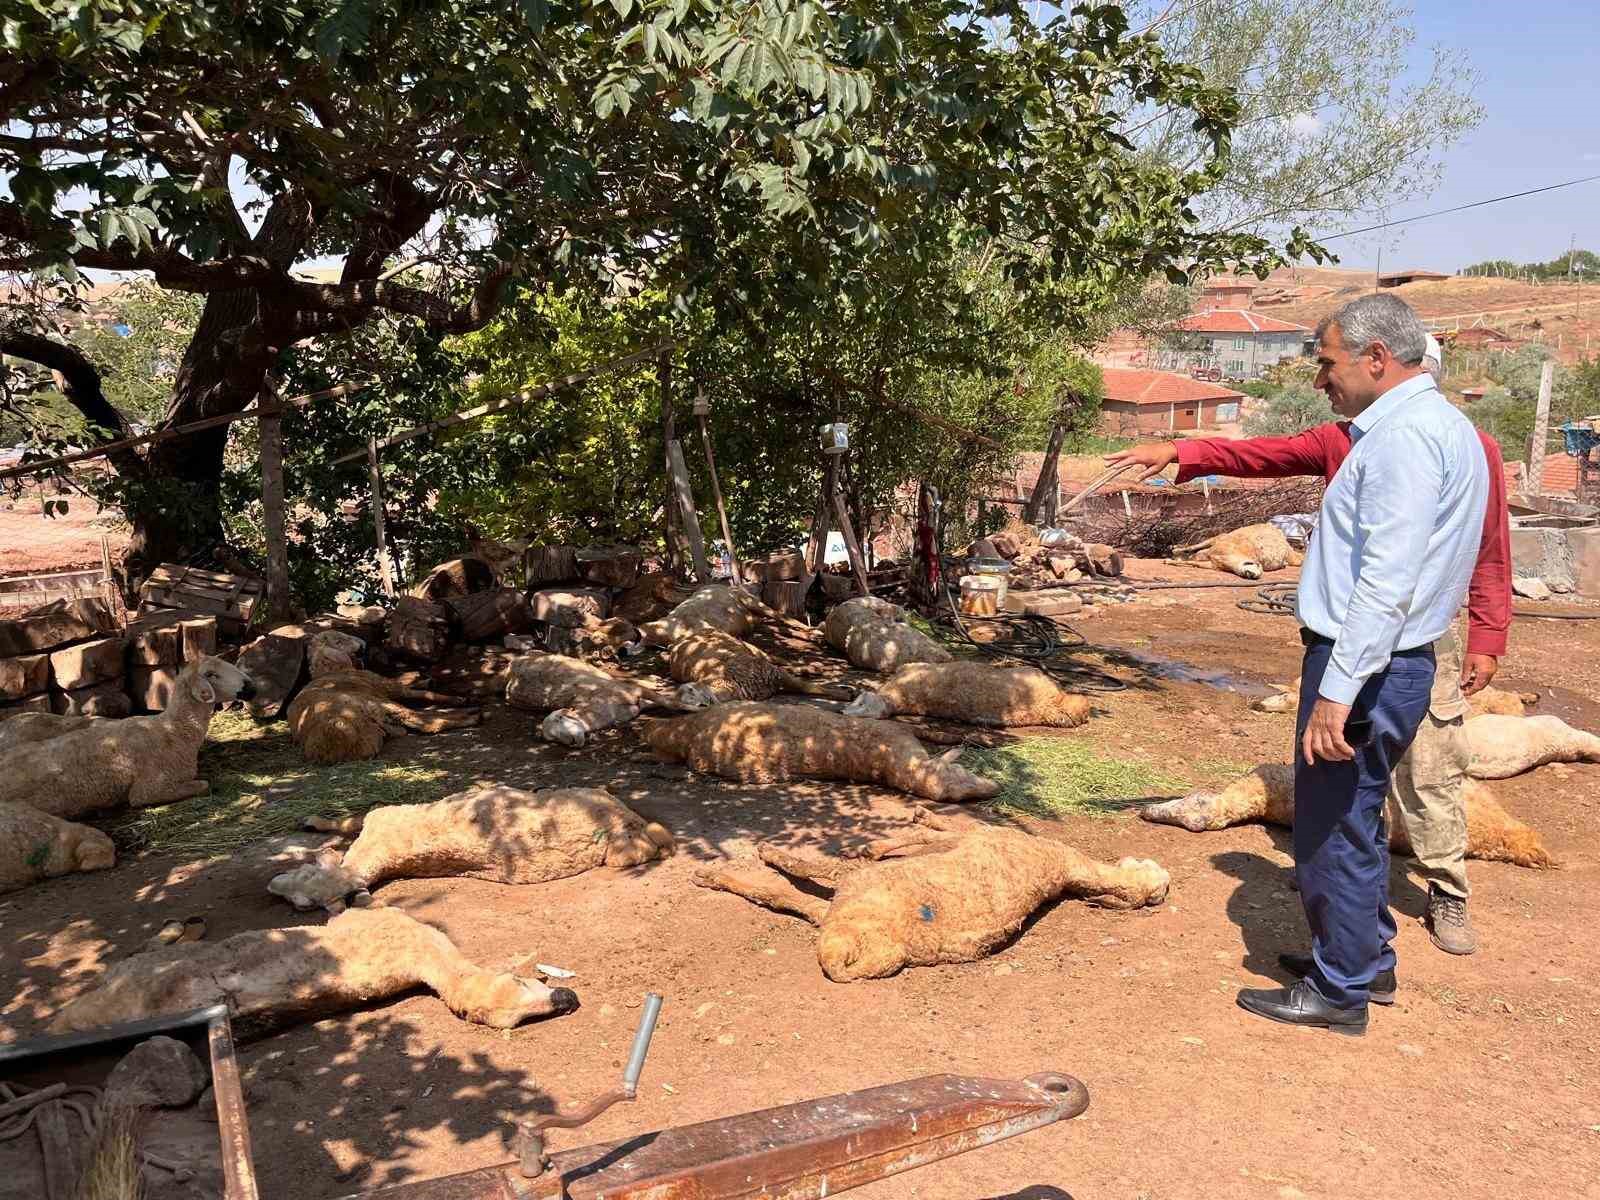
top-left (1426, 887), bottom-right (1478, 955)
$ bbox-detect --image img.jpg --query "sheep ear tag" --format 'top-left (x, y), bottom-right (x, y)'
top-left (192, 679), bottom-right (217, 705)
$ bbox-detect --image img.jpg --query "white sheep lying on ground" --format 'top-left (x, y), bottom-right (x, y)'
top-left (644, 701), bottom-right (1000, 802)
top-left (50, 906), bottom-right (579, 1034)
top-left (847, 661), bottom-right (1091, 728)
top-left (635, 584), bottom-right (778, 646)
top-left (824, 597), bottom-right (951, 673)
top-left (505, 653), bottom-right (678, 747)
top-left (1174, 523), bottom-right (1301, 580)
top-left (1464, 713), bottom-right (1600, 779)
top-left (0, 657), bottom-right (255, 820)
top-left (268, 785), bottom-right (674, 912)
top-left (669, 629), bottom-right (854, 709)
top-left (1140, 763), bottom-right (1552, 867)
top-left (0, 712), bottom-right (100, 752)
top-left (0, 801), bottom-right (116, 894)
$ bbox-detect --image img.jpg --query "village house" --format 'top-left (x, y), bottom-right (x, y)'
top-left (1095, 368), bottom-right (1246, 437)
top-left (1155, 309), bottom-right (1311, 380)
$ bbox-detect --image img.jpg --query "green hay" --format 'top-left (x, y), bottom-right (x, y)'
top-left (966, 736), bottom-right (1185, 819)
top-left (104, 710), bottom-right (450, 858)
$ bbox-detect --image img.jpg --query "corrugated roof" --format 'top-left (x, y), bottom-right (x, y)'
top-left (1099, 368), bottom-right (1247, 407)
top-left (1170, 309), bottom-right (1311, 335)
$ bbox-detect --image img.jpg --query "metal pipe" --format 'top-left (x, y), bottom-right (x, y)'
top-left (622, 993), bottom-right (662, 1095)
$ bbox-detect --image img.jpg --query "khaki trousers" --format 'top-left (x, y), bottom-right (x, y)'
top-left (1385, 627), bottom-right (1471, 898)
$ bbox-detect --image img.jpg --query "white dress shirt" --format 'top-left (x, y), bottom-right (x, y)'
top-left (1296, 372), bottom-right (1490, 705)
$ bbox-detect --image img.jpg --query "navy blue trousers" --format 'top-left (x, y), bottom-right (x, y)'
top-left (1294, 640), bottom-right (1435, 1009)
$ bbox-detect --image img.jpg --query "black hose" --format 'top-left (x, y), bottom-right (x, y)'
top-left (1238, 582), bottom-right (1299, 616)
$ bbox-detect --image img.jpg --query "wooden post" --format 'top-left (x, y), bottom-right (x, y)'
top-left (666, 439), bottom-right (711, 582)
top-left (1023, 421), bottom-right (1067, 526)
top-left (806, 454), bottom-right (837, 576)
top-left (1528, 359), bottom-right (1556, 497)
top-left (696, 398), bottom-right (744, 584)
top-left (259, 376), bottom-right (291, 621)
top-left (659, 351), bottom-right (690, 577)
top-left (367, 436), bottom-right (396, 598)
top-left (830, 483), bottom-right (872, 595)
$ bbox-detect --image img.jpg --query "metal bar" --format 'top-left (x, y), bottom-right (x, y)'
top-left (349, 1072), bottom-right (1089, 1200)
top-left (621, 993), bottom-right (662, 1093)
top-left (0, 381), bottom-right (372, 483)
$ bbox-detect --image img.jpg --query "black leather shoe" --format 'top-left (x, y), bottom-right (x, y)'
top-left (1278, 952), bottom-right (1396, 1005)
top-left (1237, 979), bottom-right (1368, 1035)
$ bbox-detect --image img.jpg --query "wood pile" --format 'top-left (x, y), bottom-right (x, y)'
top-left (0, 598), bottom-right (131, 719)
top-left (967, 524), bottom-right (1124, 592)
top-left (124, 611), bottom-right (220, 713)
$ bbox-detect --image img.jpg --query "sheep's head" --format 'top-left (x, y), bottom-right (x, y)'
top-left (189, 656), bottom-right (256, 705)
top-left (675, 682), bottom-right (721, 710)
top-left (1139, 790), bottom-right (1224, 832)
top-left (1213, 552), bottom-right (1263, 580)
top-left (843, 691), bottom-right (893, 720)
top-left (309, 644), bottom-right (356, 677)
top-left (817, 919), bottom-right (909, 981)
top-left (541, 709), bottom-right (591, 747)
top-left (925, 746), bottom-right (1002, 803)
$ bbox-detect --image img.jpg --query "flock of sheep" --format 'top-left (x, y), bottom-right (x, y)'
top-left (0, 575), bottom-right (1589, 1036)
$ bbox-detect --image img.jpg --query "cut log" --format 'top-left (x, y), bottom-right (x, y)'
top-left (410, 557), bottom-right (496, 603)
top-left (49, 636), bottom-right (127, 690)
top-left (575, 544), bottom-right (643, 589)
top-left (387, 596), bottom-right (452, 663)
top-left (763, 578), bottom-right (810, 619)
top-left (752, 551), bottom-right (806, 584)
top-left (530, 588), bottom-right (611, 629)
top-left (524, 544), bottom-right (580, 587)
top-left (126, 610), bottom-right (189, 665)
top-left (0, 610), bottom-right (103, 656)
top-left (0, 694), bottom-right (53, 717)
top-left (24, 596), bottom-right (118, 631)
top-left (52, 680), bottom-right (133, 718)
top-left (0, 654), bottom-right (49, 701)
top-left (449, 588), bottom-right (535, 643)
top-left (129, 665), bottom-right (182, 713)
top-left (180, 616), bottom-right (218, 661)
top-left (236, 633), bottom-right (308, 719)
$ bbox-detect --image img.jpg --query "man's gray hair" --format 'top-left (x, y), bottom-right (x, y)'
top-left (1315, 293), bottom-right (1428, 365)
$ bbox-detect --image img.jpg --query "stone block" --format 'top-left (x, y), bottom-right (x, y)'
top-left (50, 636), bottom-right (126, 689)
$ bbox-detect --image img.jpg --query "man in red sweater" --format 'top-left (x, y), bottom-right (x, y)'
top-left (1107, 370), bottom-right (1511, 961)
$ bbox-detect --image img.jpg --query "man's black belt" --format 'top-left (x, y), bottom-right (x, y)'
top-left (1299, 628), bottom-right (1333, 648)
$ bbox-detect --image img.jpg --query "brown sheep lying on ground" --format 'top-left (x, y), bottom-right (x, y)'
top-left (0, 800), bottom-right (115, 894)
top-left (1175, 523), bottom-right (1302, 580)
top-left (50, 905), bottom-right (578, 1034)
top-left (268, 785), bottom-right (674, 912)
top-left (823, 597), bottom-right (952, 673)
top-left (1254, 681), bottom-right (1536, 717)
top-left (669, 629), bottom-right (854, 709)
top-left (287, 641), bottom-right (480, 764)
top-left (1464, 713), bottom-right (1600, 779)
top-left (644, 701), bottom-right (1000, 802)
top-left (694, 809), bottom-right (1168, 980)
top-left (0, 657), bottom-right (255, 819)
top-left (505, 653), bottom-right (677, 747)
top-left (846, 661), bottom-right (1091, 728)
top-left (635, 584), bottom-right (776, 646)
top-left (1139, 764), bottom-right (1552, 867)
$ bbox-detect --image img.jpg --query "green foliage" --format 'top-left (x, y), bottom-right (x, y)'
top-left (1461, 250), bottom-right (1600, 281)
top-left (1463, 346), bottom-right (1599, 461)
top-left (70, 283), bottom-right (202, 426)
top-left (1242, 384), bottom-right (1333, 435)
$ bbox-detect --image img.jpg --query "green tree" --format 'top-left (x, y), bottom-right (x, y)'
top-left (1242, 384), bottom-right (1333, 435)
top-left (2, 0), bottom-right (1316, 581)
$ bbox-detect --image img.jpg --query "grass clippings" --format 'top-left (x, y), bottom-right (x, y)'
top-left (104, 710), bottom-right (449, 858)
top-left (966, 736), bottom-right (1185, 819)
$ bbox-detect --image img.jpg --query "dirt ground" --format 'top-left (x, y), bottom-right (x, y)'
top-left (2, 565), bottom-right (1598, 1200)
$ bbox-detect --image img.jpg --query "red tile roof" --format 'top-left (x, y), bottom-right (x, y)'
top-left (1170, 309), bottom-right (1311, 335)
top-left (1506, 456), bottom-right (1581, 496)
top-left (1099, 368), bottom-right (1246, 408)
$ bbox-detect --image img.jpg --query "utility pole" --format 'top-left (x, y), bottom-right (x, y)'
top-left (1374, 243), bottom-right (1382, 294)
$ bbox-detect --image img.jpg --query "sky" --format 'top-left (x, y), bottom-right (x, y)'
top-left (1320, 0), bottom-right (1600, 273)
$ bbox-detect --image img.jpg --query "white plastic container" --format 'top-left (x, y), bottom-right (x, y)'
top-left (958, 574), bottom-right (1003, 617)
top-left (819, 422), bottom-right (850, 455)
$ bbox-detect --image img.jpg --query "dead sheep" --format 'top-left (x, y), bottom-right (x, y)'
top-left (846, 661), bottom-right (1091, 728)
top-left (1254, 681), bottom-right (1536, 718)
top-left (50, 906), bottom-right (579, 1035)
top-left (669, 629), bottom-right (854, 709)
top-left (693, 810), bottom-right (1168, 981)
top-left (0, 657), bottom-right (255, 820)
top-left (287, 641), bottom-right (481, 764)
top-left (823, 597), bottom-right (952, 673)
top-left (635, 584), bottom-right (778, 646)
top-left (1464, 713), bottom-right (1600, 779)
top-left (1176, 523), bottom-right (1302, 580)
top-left (0, 800), bottom-right (115, 894)
top-left (269, 785), bottom-right (674, 911)
top-left (1139, 764), bottom-right (1552, 868)
top-left (505, 653), bottom-right (677, 747)
top-left (643, 701), bottom-right (1000, 802)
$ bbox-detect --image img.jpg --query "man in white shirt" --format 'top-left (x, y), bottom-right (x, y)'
top-left (1236, 294), bottom-right (1489, 1035)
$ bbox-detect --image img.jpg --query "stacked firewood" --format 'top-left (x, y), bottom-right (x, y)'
top-left (966, 523), bottom-right (1124, 592)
